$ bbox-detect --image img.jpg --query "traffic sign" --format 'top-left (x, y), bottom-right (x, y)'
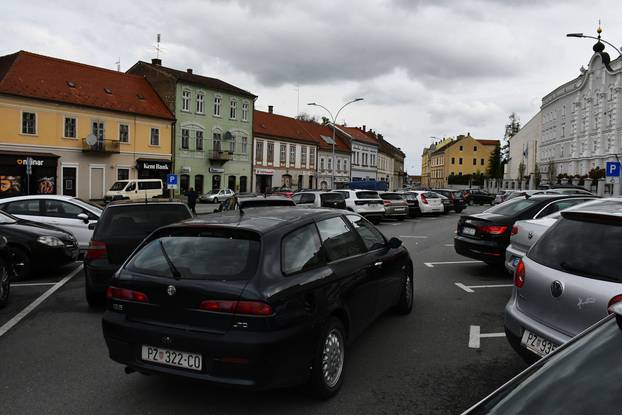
top-left (166, 174), bottom-right (178, 189)
top-left (607, 176), bottom-right (620, 184)
top-left (606, 161), bottom-right (620, 177)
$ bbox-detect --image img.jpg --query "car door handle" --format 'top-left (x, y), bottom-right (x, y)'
top-left (374, 261), bottom-right (383, 267)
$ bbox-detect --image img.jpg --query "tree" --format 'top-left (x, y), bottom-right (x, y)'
top-left (503, 113), bottom-right (521, 162)
top-left (547, 160), bottom-right (557, 184)
top-left (487, 142), bottom-right (504, 188)
top-left (533, 162), bottom-right (541, 187)
top-left (296, 112), bottom-right (318, 123)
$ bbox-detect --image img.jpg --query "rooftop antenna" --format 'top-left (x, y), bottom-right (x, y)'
top-left (115, 58), bottom-right (121, 72)
top-left (156, 33), bottom-right (162, 59)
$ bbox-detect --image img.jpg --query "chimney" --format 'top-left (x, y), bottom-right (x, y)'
top-left (362, 125), bottom-right (366, 132)
top-left (378, 134), bottom-right (383, 140)
top-left (151, 58), bottom-right (162, 66)
top-left (268, 105), bottom-right (274, 114)
top-left (187, 68), bottom-right (193, 74)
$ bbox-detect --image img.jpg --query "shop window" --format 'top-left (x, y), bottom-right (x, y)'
top-left (117, 168), bottom-right (129, 181)
top-left (194, 174), bottom-right (204, 193)
top-left (239, 176), bottom-right (247, 193)
top-left (180, 174), bottom-right (190, 193)
top-left (228, 176), bottom-right (236, 191)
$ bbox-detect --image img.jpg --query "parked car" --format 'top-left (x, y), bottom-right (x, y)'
top-left (270, 186), bottom-right (294, 198)
top-left (102, 208), bottom-right (413, 398)
top-left (468, 189), bottom-right (495, 205)
top-left (292, 191), bottom-right (346, 209)
top-left (454, 195), bottom-right (595, 265)
top-left (505, 197), bottom-right (608, 274)
top-left (379, 192), bottom-right (409, 220)
top-left (0, 195), bottom-right (101, 251)
top-left (0, 209), bottom-right (78, 281)
top-left (492, 190), bottom-right (512, 205)
top-left (410, 191), bottom-right (444, 215)
top-left (213, 195), bottom-right (296, 212)
top-left (463, 305), bottom-right (622, 414)
top-left (435, 193), bottom-right (452, 214)
top-left (504, 204), bottom-right (622, 363)
top-left (198, 188), bottom-right (235, 204)
top-left (84, 200), bottom-right (193, 307)
top-left (462, 189), bottom-right (472, 205)
top-left (397, 191), bottom-right (420, 218)
top-left (104, 179), bottom-right (164, 203)
top-left (334, 190), bottom-right (385, 224)
top-left (431, 189), bottom-right (466, 213)
top-left (0, 235), bottom-right (13, 308)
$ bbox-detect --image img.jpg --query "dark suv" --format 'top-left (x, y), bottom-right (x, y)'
top-left (84, 200), bottom-right (192, 306)
top-left (430, 189), bottom-right (466, 213)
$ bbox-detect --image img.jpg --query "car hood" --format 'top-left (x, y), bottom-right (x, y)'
top-left (4, 219), bottom-right (74, 238)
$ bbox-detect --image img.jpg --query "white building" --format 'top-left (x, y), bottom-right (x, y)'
top-left (335, 125), bottom-right (378, 181)
top-left (377, 151), bottom-right (394, 188)
top-left (317, 134), bottom-right (351, 189)
top-left (539, 36), bottom-right (622, 192)
top-left (503, 111), bottom-right (541, 190)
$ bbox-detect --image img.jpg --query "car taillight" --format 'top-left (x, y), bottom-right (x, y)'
top-left (479, 225), bottom-right (508, 235)
top-left (514, 259), bottom-right (525, 288)
top-left (106, 286), bottom-right (149, 302)
top-left (85, 240), bottom-right (107, 260)
top-left (383, 200), bottom-right (392, 206)
top-left (420, 194), bottom-right (428, 205)
top-left (607, 295), bottom-right (622, 314)
top-left (199, 300), bottom-right (273, 316)
top-left (511, 225), bottom-right (518, 236)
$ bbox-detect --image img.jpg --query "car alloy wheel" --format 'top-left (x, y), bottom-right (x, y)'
top-left (213, 198), bottom-right (219, 204)
top-left (322, 329), bottom-right (344, 389)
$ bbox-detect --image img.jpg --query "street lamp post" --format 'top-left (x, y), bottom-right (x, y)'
top-left (308, 98), bottom-right (363, 189)
top-left (566, 26), bottom-right (622, 57)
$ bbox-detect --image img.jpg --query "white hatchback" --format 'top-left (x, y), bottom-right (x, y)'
top-left (334, 190), bottom-right (385, 224)
top-left (411, 191), bottom-right (444, 214)
top-left (0, 195), bottom-right (102, 250)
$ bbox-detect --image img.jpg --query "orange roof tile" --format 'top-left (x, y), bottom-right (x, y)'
top-left (337, 125), bottom-right (379, 146)
top-left (476, 139), bottom-right (500, 146)
top-left (0, 51), bottom-right (173, 120)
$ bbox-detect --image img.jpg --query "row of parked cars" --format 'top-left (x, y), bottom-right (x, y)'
top-left (453, 189), bottom-right (622, 412)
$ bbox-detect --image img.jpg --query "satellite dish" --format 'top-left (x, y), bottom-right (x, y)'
top-left (85, 134), bottom-right (97, 146)
top-left (224, 131), bottom-right (233, 140)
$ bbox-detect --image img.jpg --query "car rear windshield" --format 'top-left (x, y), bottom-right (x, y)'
top-left (423, 192), bottom-right (439, 198)
top-left (380, 193), bottom-right (403, 200)
top-left (485, 197), bottom-right (540, 216)
top-left (94, 204), bottom-right (191, 239)
top-left (401, 193), bottom-right (417, 201)
top-left (321, 193), bottom-right (345, 202)
top-left (528, 217), bottom-right (622, 283)
top-left (109, 181), bottom-right (128, 191)
top-left (240, 200), bottom-right (295, 208)
top-left (126, 230), bottom-right (260, 281)
top-left (356, 191), bottom-right (379, 199)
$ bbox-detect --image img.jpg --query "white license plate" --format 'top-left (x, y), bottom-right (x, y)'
top-left (141, 345), bottom-right (203, 371)
top-left (520, 330), bottom-right (558, 357)
top-left (462, 227), bottom-right (476, 236)
top-left (395, 207), bottom-right (406, 212)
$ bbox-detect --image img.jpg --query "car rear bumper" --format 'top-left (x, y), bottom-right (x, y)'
top-left (454, 235), bottom-right (506, 262)
top-left (384, 206), bottom-right (408, 217)
top-left (505, 245), bottom-right (526, 274)
top-left (85, 262), bottom-right (120, 294)
top-left (102, 311), bottom-right (317, 389)
top-left (419, 205), bottom-right (443, 214)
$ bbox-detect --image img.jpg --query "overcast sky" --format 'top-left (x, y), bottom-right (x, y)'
top-left (2, 0), bottom-right (622, 174)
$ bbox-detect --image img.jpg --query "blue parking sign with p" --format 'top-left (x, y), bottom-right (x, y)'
top-left (606, 162), bottom-right (621, 177)
top-left (166, 174), bottom-right (178, 189)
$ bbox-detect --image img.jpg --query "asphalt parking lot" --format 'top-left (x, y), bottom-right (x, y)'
top-left (0, 205), bottom-right (527, 415)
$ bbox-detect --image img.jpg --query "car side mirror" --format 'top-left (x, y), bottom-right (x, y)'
top-left (77, 213), bottom-right (89, 223)
top-left (388, 237), bottom-right (402, 249)
top-left (88, 222), bottom-right (97, 230)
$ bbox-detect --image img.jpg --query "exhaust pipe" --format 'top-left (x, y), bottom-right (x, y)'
top-left (124, 366), bottom-right (136, 374)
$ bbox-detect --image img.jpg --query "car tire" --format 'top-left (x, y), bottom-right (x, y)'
top-left (394, 265), bottom-right (414, 315)
top-left (85, 274), bottom-right (104, 308)
top-left (397, 216), bottom-right (405, 221)
top-left (213, 198), bottom-right (219, 204)
top-left (309, 317), bottom-right (346, 399)
top-left (0, 259), bottom-right (10, 309)
top-left (9, 247), bottom-right (31, 281)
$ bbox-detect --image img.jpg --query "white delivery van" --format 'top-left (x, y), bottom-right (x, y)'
top-left (104, 179), bottom-right (163, 202)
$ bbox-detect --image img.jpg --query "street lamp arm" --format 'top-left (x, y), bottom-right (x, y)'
top-left (307, 103), bottom-right (335, 123)
top-left (335, 98), bottom-right (364, 124)
top-left (566, 33), bottom-right (622, 58)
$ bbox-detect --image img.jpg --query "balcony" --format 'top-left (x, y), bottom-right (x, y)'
top-left (82, 138), bottom-right (120, 154)
top-left (208, 150), bottom-right (233, 162)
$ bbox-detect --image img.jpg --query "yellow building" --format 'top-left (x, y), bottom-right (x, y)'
top-left (429, 134), bottom-right (499, 187)
top-left (421, 147), bottom-right (431, 187)
top-left (0, 51), bottom-right (174, 200)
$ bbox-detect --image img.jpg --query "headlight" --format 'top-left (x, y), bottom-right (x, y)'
top-left (37, 236), bottom-right (65, 247)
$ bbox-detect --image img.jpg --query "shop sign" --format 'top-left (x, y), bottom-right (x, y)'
top-left (140, 161), bottom-right (170, 170)
top-left (255, 169), bottom-right (274, 175)
top-left (209, 168), bottom-right (225, 173)
top-left (180, 166), bottom-right (192, 174)
top-left (16, 158), bottom-right (45, 167)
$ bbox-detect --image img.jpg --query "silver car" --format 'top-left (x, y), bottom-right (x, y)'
top-left (198, 188), bottom-right (235, 204)
top-left (504, 203), bottom-right (622, 362)
top-left (505, 196), bottom-right (600, 274)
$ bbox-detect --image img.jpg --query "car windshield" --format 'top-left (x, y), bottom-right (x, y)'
top-left (0, 210), bottom-right (17, 224)
top-left (126, 232), bottom-right (260, 281)
top-left (484, 197), bottom-right (540, 216)
top-left (94, 204), bottom-right (191, 239)
top-left (109, 181), bottom-right (128, 191)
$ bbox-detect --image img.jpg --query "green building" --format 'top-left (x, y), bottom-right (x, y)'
top-left (128, 59), bottom-right (256, 193)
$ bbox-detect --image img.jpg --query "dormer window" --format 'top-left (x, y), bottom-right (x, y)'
top-left (67, 81), bottom-right (76, 88)
top-left (104, 88), bottom-right (112, 94)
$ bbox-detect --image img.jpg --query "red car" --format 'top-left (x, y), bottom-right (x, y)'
top-left (271, 186), bottom-right (294, 198)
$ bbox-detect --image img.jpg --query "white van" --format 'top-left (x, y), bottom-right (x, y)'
top-left (104, 179), bottom-right (163, 202)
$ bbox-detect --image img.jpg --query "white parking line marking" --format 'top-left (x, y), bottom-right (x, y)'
top-left (455, 282), bottom-right (513, 293)
top-left (11, 282), bottom-right (57, 287)
top-left (455, 283), bottom-right (475, 293)
top-left (424, 260), bottom-right (482, 268)
top-left (398, 235), bottom-right (428, 238)
top-left (444, 244), bottom-right (454, 247)
top-left (468, 325), bottom-right (505, 348)
top-left (0, 264), bottom-right (83, 338)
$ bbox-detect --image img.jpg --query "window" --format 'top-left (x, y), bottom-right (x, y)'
top-left (229, 136), bottom-right (235, 153)
top-left (117, 168), bottom-right (129, 181)
top-left (301, 146), bottom-right (307, 167)
top-left (182, 90), bottom-right (191, 112)
top-left (22, 112), bottom-right (36, 135)
top-left (289, 145), bottom-right (296, 166)
top-left (194, 174), bottom-right (204, 193)
top-left (561, 124), bottom-right (565, 137)
top-left (196, 130), bottom-right (204, 151)
top-left (481, 158), bottom-right (485, 165)
top-left (337, 159), bottom-right (341, 171)
top-left (230, 100), bottom-right (237, 119)
top-left (267, 142), bottom-right (274, 164)
top-left (278, 144), bottom-right (287, 166)
top-left (213, 96), bottom-right (221, 116)
top-left (64, 117), bottom-right (76, 138)
top-left (316, 216), bottom-right (365, 262)
top-left (320, 158), bottom-right (325, 170)
top-left (213, 132), bottom-right (222, 151)
top-left (459, 145), bottom-right (463, 151)
top-left (180, 174), bottom-right (190, 193)
top-left (92, 121), bottom-right (104, 141)
top-left (242, 102), bottom-right (249, 121)
top-left (459, 158), bottom-right (463, 165)
top-left (150, 128), bottom-right (160, 146)
top-left (196, 92), bottom-right (204, 114)
top-left (256, 140), bottom-right (263, 162)
top-left (310, 147), bottom-right (316, 167)
top-left (451, 157), bottom-right (455, 164)
top-left (118, 123), bottom-right (129, 143)
top-left (137, 181), bottom-right (162, 191)
top-left (241, 137), bottom-right (248, 154)
top-left (343, 160), bottom-right (346, 171)
top-left (43, 200), bottom-right (84, 219)
top-left (346, 214), bottom-right (385, 251)
top-left (473, 146), bottom-right (477, 152)
top-left (473, 158), bottom-right (476, 165)
top-left (181, 128), bottom-right (190, 149)
top-left (281, 224), bottom-right (323, 275)
top-left (328, 158), bottom-right (332, 170)
top-left (5, 200), bottom-right (40, 216)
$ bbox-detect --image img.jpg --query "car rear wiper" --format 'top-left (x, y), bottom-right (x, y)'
top-left (159, 240), bottom-right (181, 280)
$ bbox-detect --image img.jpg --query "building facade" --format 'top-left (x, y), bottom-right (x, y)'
top-left (539, 37), bottom-right (622, 189)
top-left (503, 111), bottom-right (541, 190)
top-left (0, 51), bottom-right (174, 200)
top-left (316, 134), bottom-right (350, 190)
top-left (420, 146), bottom-right (433, 187)
top-left (128, 60), bottom-right (256, 194)
top-left (335, 126), bottom-right (378, 181)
